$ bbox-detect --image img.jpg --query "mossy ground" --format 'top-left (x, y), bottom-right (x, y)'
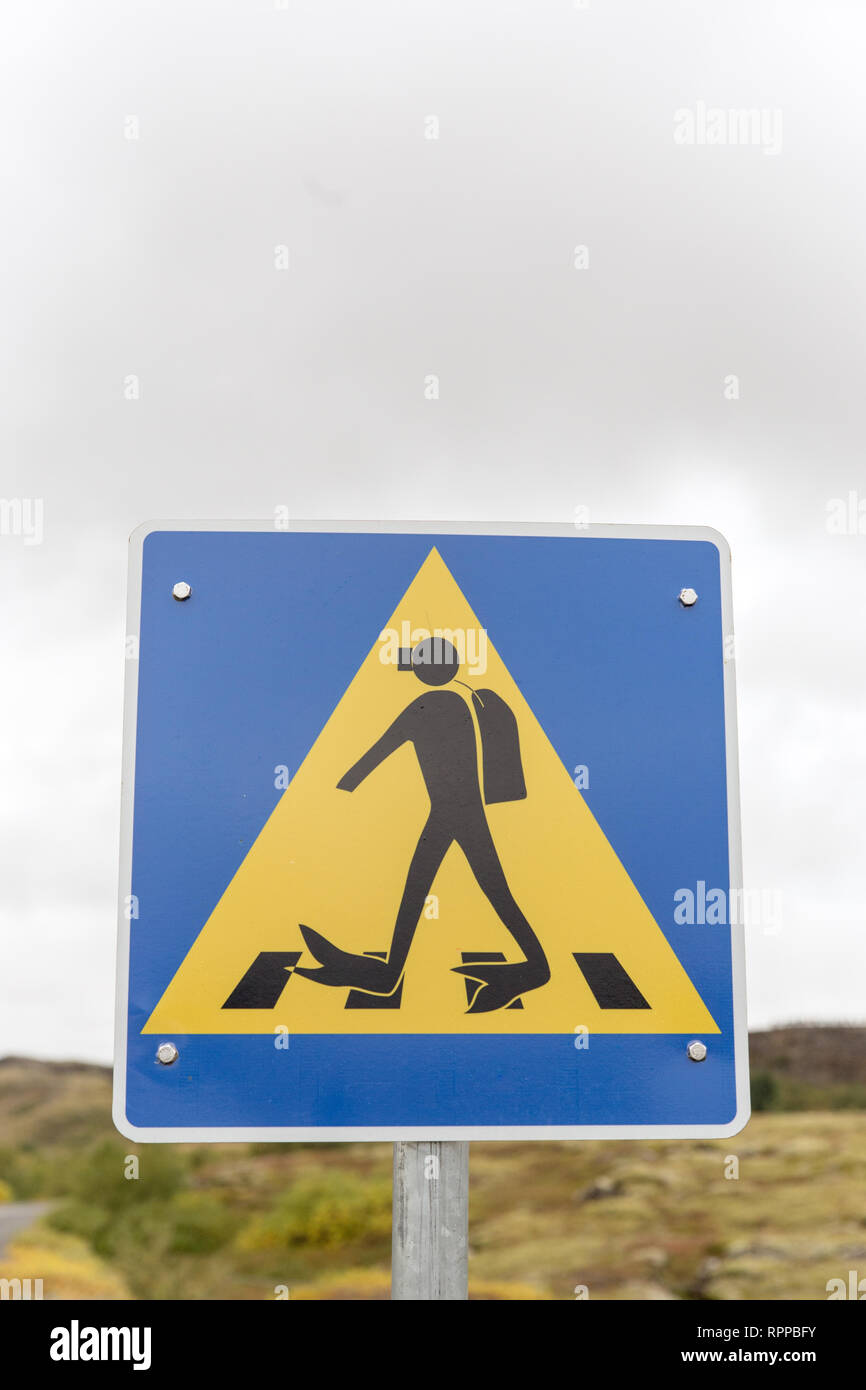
top-left (2, 1111), bottom-right (863, 1300)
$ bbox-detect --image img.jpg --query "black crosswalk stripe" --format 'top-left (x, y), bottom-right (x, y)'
top-left (222, 951), bottom-right (301, 1009)
top-left (572, 952), bottom-right (650, 1009)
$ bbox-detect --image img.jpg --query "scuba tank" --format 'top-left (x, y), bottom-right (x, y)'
top-left (470, 689), bottom-right (527, 804)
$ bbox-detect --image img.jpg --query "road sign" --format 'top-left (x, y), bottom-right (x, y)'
top-left (114, 522), bottom-right (748, 1141)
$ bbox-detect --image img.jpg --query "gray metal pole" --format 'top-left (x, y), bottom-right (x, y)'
top-left (391, 1140), bottom-right (469, 1300)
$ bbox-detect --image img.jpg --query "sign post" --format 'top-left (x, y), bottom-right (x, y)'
top-left (392, 1140), bottom-right (469, 1300)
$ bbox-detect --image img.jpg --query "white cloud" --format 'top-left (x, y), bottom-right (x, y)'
top-left (2, 0), bottom-right (865, 1058)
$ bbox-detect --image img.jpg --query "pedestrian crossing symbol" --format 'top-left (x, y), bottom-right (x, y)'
top-left (144, 546), bottom-right (718, 1038)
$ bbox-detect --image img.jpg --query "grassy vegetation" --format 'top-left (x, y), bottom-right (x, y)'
top-left (2, 1116), bottom-right (864, 1300)
top-left (0, 1228), bottom-right (130, 1300)
top-left (1, 1038), bottom-right (864, 1301)
top-left (751, 1069), bottom-right (866, 1113)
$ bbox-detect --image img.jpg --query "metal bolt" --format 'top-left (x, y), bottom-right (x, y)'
top-left (156, 1042), bottom-right (179, 1065)
top-left (687, 1039), bottom-right (707, 1063)
top-left (678, 587), bottom-right (698, 607)
top-left (172, 581), bottom-right (192, 601)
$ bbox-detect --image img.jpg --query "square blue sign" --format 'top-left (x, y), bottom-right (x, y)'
top-left (114, 522), bottom-right (748, 1141)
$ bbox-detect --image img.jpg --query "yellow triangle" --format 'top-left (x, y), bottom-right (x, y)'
top-left (144, 547), bottom-right (718, 1036)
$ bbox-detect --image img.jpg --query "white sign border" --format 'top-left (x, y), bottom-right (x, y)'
top-left (114, 520), bottom-right (749, 1142)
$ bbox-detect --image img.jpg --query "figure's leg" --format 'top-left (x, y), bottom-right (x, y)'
top-left (294, 815), bottom-right (452, 994)
top-left (451, 816), bottom-right (550, 1011)
top-left (383, 814), bottom-right (453, 977)
top-left (455, 816), bottom-right (548, 969)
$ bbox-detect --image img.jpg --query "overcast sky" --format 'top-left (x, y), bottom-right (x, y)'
top-left (2, 1), bottom-right (864, 1062)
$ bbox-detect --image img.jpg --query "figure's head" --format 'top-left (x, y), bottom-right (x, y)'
top-left (402, 637), bottom-right (460, 686)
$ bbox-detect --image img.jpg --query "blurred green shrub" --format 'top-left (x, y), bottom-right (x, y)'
top-left (63, 1140), bottom-right (189, 1210)
top-left (236, 1174), bottom-right (391, 1251)
top-left (0, 1145), bottom-right (57, 1199)
top-left (750, 1071), bottom-right (866, 1113)
top-left (167, 1191), bottom-right (241, 1254)
top-left (751, 1070), bottom-right (781, 1112)
top-left (47, 1139), bottom-right (239, 1293)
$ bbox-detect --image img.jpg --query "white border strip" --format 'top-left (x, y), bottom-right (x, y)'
top-left (113, 520), bottom-right (749, 1142)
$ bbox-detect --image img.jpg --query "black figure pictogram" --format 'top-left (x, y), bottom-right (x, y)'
top-left (294, 637), bottom-right (551, 1012)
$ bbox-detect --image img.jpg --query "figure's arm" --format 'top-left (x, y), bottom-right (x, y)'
top-left (337, 710), bottom-right (411, 791)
